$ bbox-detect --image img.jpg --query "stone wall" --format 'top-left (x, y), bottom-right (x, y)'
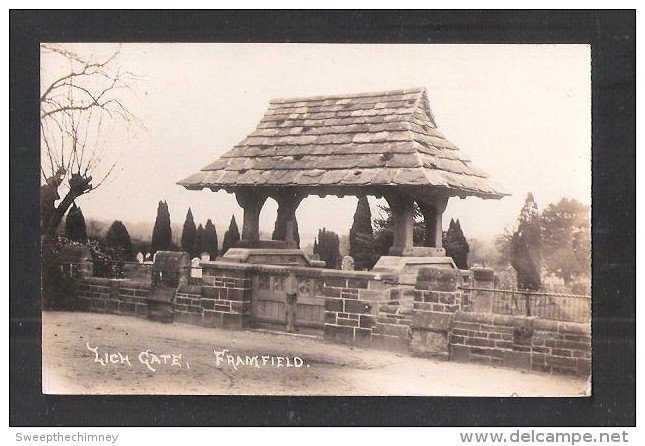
top-left (450, 312), bottom-right (591, 375)
top-left (409, 268), bottom-right (462, 358)
top-left (73, 263), bottom-right (590, 376)
top-left (77, 277), bottom-right (150, 318)
top-left (200, 262), bottom-right (254, 329)
top-left (320, 273), bottom-right (408, 346)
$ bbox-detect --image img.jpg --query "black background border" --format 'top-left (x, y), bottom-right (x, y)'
top-left (9, 10), bottom-right (636, 426)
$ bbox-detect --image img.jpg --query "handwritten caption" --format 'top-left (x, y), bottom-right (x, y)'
top-left (86, 343), bottom-right (310, 372)
top-left (86, 342), bottom-right (190, 371)
top-left (213, 348), bottom-right (308, 370)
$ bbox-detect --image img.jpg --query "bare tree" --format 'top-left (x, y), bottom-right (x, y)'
top-left (40, 43), bottom-right (142, 234)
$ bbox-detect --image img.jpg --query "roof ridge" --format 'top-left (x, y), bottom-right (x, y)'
top-left (270, 87), bottom-right (426, 104)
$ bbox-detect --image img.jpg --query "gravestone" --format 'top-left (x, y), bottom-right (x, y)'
top-left (191, 257), bottom-right (202, 278)
top-left (341, 255), bottom-right (355, 271)
top-left (136, 252), bottom-right (144, 263)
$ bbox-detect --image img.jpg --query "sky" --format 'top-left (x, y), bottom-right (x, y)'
top-left (41, 43), bottom-right (591, 242)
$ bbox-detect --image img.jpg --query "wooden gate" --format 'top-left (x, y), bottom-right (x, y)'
top-left (251, 273), bottom-right (325, 332)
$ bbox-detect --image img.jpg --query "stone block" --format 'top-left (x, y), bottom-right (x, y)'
top-left (411, 330), bottom-right (449, 356)
top-left (577, 358), bottom-right (591, 376)
top-left (551, 348), bottom-right (572, 357)
top-left (337, 318), bottom-right (359, 327)
top-left (504, 350), bottom-right (531, 369)
top-left (415, 280), bottom-right (460, 292)
top-left (416, 267), bottom-right (461, 284)
top-left (354, 328), bottom-right (372, 345)
top-left (226, 288), bottom-right (248, 302)
top-left (572, 348), bottom-right (591, 359)
top-left (322, 286), bottom-right (341, 298)
top-left (106, 299), bottom-right (119, 314)
top-left (214, 304), bottom-right (231, 312)
top-left (371, 333), bottom-right (409, 351)
top-left (450, 334), bottom-right (466, 345)
top-left (358, 289), bottom-right (387, 302)
top-left (547, 355), bottom-right (577, 369)
top-left (450, 344), bottom-right (471, 362)
top-left (512, 344), bottom-right (532, 352)
top-left (324, 277), bottom-right (347, 288)
top-left (341, 289), bottom-right (359, 299)
top-left (324, 312), bottom-right (337, 324)
top-left (203, 310), bottom-right (223, 327)
top-left (325, 298), bottom-right (343, 312)
top-left (324, 324), bottom-right (354, 344)
top-left (347, 278), bottom-right (369, 289)
top-left (230, 301), bottom-right (250, 314)
top-left (344, 299), bottom-right (372, 314)
top-left (200, 298), bottom-right (216, 310)
top-left (466, 337), bottom-right (495, 348)
top-left (359, 315), bottom-right (376, 328)
top-left (380, 304), bottom-right (400, 314)
top-left (532, 346), bottom-right (550, 354)
top-left (175, 312), bottom-right (202, 326)
top-left (201, 286), bottom-right (220, 299)
top-left (373, 323), bottom-right (409, 338)
top-left (432, 304), bottom-right (448, 312)
top-left (222, 312), bottom-right (249, 329)
top-left (412, 311), bottom-right (453, 331)
top-left (187, 305), bottom-right (202, 314)
top-left (413, 302), bottom-right (434, 312)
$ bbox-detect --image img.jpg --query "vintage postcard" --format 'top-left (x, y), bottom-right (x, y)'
top-left (40, 43), bottom-right (592, 397)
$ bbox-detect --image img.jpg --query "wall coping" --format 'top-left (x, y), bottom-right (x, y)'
top-left (80, 277), bottom-right (150, 290)
top-left (454, 311), bottom-right (591, 334)
top-left (201, 260), bottom-right (397, 281)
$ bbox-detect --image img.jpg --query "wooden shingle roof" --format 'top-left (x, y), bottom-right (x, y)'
top-left (178, 87), bottom-right (508, 199)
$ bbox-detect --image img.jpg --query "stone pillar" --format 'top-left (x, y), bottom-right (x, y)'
top-left (410, 267), bottom-right (462, 358)
top-left (235, 188), bottom-right (268, 242)
top-left (470, 267), bottom-right (495, 313)
top-left (384, 192), bottom-right (415, 255)
top-left (272, 189), bottom-right (305, 248)
top-left (417, 195), bottom-right (448, 248)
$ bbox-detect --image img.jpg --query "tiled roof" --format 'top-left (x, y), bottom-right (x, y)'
top-left (178, 87), bottom-right (508, 199)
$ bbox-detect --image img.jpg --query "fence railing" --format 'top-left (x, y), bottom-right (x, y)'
top-left (459, 286), bottom-right (591, 323)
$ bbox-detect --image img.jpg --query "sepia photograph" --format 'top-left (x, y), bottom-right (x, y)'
top-left (38, 42), bottom-right (594, 397)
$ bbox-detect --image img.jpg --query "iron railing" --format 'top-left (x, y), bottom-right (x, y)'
top-left (460, 286), bottom-right (591, 323)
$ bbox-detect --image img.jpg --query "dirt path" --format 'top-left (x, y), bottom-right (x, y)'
top-left (42, 311), bottom-right (588, 396)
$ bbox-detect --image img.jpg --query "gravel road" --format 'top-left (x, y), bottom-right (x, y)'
top-left (42, 311), bottom-right (589, 396)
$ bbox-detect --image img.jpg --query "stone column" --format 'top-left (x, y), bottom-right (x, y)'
top-left (272, 189), bottom-right (305, 248)
top-left (235, 188), bottom-right (268, 242)
top-left (384, 192), bottom-right (415, 255)
top-left (417, 195), bottom-right (448, 248)
top-left (470, 267), bottom-right (496, 313)
top-left (410, 266), bottom-right (462, 358)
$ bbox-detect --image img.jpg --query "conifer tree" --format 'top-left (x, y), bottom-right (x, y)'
top-left (315, 228), bottom-right (341, 269)
top-left (193, 224), bottom-right (204, 258)
top-left (105, 220), bottom-right (134, 261)
top-left (272, 212), bottom-right (300, 247)
top-left (151, 200), bottom-right (172, 253)
top-left (511, 193), bottom-right (542, 290)
top-left (64, 202), bottom-right (87, 242)
top-left (203, 219), bottom-right (219, 259)
top-left (443, 219), bottom-right (470, 269)
top-left (349, 196), bottom-right (376, 270)
top-left (221, 215), bottom-right (240, 255)
top-left (180, 208), bottom-right (197, 254)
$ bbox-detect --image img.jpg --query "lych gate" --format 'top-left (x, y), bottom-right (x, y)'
top-left (178, 87), bottom-right (508, 331)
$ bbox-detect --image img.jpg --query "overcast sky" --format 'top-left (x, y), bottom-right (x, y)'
top-left (41, 43), bottom-right (591, 241)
